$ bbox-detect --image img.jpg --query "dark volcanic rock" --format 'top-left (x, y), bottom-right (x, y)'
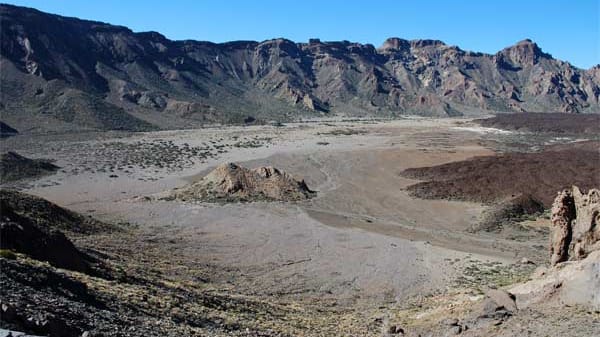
top-left (474, 194), bottom-right (545, 232)
top-left (477, 113), bottom-right (600, 134)
top-left (0, 259), bottom-right (97, 336)
top-left (0, 192), bottom-right (89, 272)
top-left (0, 189), bottom-right (111, 235)
top-left (0, 4), bottom-right (598, 133)
top-left (401, 141), bottom-right (600, 207)
top-left (0, 121), bottom-right (18, 138)
top-left (0, 189), bottom-right (114, 272)
top-left (0, 151), bottom-right (59, 182)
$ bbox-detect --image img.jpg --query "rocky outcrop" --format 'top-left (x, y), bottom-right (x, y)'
top-left (467, 288), bottom-right (518, 328)
top-left (509, 186), bottom-right (600, 312)
top-left (165, 163), bottom-right (315, 202)
top-left (570, 187), bottom-right (600, 259)
top-left (511, 250), bottom-right (600, 311)
top-left (550, 189), bottom-right (576, 265)
top-left (1, 4), bottom-right (599, 133)
top-left (550, 186), bottom-right (600, 265)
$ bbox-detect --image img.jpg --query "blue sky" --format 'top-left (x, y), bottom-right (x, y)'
top-left (6, 0), bottom-right (599, 68)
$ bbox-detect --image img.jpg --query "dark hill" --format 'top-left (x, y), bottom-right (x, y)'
top-left (0, 151), bottom-right (59, 182)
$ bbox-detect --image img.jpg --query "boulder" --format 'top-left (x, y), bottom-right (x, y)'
top-left (473, 289), bottom-right (516, 323)
top-left (387, 325), bottom-right (404, 334)
top-left (483, 289), bottom-right (517, 313)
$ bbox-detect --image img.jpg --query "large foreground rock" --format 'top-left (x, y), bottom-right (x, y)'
top-left (550, 186), bottom-right (600, 265)
top-left (166, 163), bottom-right (315, 202)
top-left (510, 186), bottom-right (600, 312)
top-left (511, 250), bottom-right (600, 311)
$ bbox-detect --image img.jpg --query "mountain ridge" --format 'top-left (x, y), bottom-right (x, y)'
top-left (1, 4), bottom-right (598, 133)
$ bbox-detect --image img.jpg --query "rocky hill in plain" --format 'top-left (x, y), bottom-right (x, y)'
top-left (1, 4), bottom-right (599, 133)
top-left (164, 162), bottom-right (315, 202)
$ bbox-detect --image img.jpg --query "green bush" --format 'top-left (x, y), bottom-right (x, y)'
top-left (0, 249), bottom-right (17, 260)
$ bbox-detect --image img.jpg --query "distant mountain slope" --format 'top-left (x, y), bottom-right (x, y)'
top-left (1, 4), bottom-right (598, 133)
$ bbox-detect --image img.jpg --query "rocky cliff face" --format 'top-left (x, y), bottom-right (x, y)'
top-left (1, 4), bottom-right (599, 132)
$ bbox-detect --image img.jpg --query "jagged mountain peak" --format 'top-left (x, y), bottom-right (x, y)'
top-left (497, 38), bottom-right (552, 66)
top-left (379, 37), bottom-right (411, 52)
top-left (410, 39), bottom-right (447, 49)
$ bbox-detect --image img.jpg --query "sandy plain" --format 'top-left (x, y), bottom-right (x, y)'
top-left (8, 118), bottom-right (544, 305)
top-left (6, 117), bottom-right (585, 336)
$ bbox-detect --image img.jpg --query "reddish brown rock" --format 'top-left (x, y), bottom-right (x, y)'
top-left (508, 186), bottom-right (600, 312)
top-left (570, 187), bottom-right (600, 260)
top-left (550, 189), bottom-right (576, 265)
top-left (550, 186), bottom-right (600, 266)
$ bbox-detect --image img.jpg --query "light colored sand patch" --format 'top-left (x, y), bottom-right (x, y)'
top-left (451, 126), bottom-right (513, 134)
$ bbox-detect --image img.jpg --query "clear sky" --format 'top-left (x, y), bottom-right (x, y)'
top-left (5, 0), bottom-right (599, 69)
